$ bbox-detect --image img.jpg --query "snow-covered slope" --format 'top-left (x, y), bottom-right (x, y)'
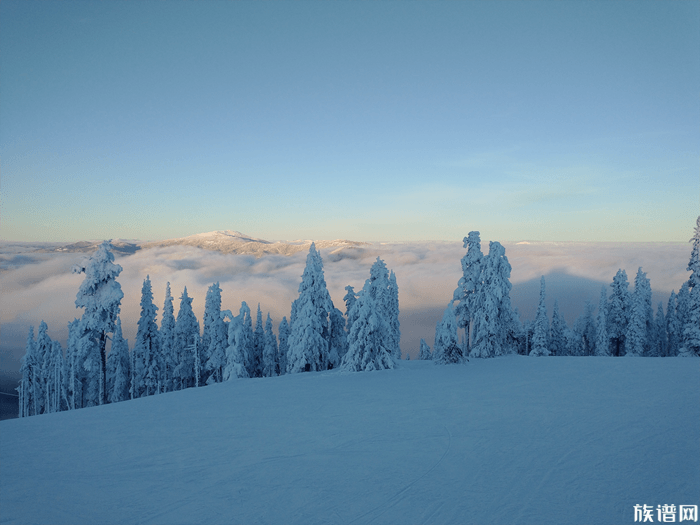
top-left (1, 356), bottom-right (698, 525)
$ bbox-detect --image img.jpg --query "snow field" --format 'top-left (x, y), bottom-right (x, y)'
top-left (1, 356), bottom-right (698, 525)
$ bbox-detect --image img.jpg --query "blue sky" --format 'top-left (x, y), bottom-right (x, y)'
top-left (1, 1), bottom-right (698, 242)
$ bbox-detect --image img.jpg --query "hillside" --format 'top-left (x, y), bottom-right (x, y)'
top-left (1, 356), bottom-right (698, 525)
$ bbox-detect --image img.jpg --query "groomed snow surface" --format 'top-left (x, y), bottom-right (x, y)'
top-left (1, 356), bottom-right (698, 525)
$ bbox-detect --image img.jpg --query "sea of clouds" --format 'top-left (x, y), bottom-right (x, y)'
top-left (0, 240), bottom-right (691, 383)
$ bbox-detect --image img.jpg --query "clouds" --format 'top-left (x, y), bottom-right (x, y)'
top-left (0, 240), bottom-right (691, 379)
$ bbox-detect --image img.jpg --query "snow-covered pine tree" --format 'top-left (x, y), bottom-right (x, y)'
top-left (159, 282), bottom-right (177, 392)
top-left (418, 338), bottom-right (432, 360)
top-left (607, 269), bottom-right (631, 357)
top-left (35, 321), bottom-right (52, 414)
top-left (201, 282), bottom-right (223, 384)
top-left (575, 301), bottom-right (596, 356)
top-left (45, 340), bottom-right (64, 413)
top-left (287, 243), bottom-right (334, 373)
top-left (64, 319), bottom-right (81, 409)
top-left (18, 326), bottom-right (37, 417)
top-left (106, 317), bottom-right (130, 404)
top-left (132, 276), bottom-right (161, 396)
top-left (328, 307), bottom-right (348, 369)
top-left (205, 310), bottom-right (228, 384)
top-left (595, 286), bottom-right (610, 356)
top-left (679, 216), bottom-right (700, 357)
top-left (340, 288), bottom-right (394, 372)
top-left (453, 231), bottom-right (484, 354)
top-left (433, 302), bottom-right (462, 364)
top-left (471, 242), bottom-right (513, 358)
top-left (222, 304), bottom-right (250, 380)
top-left (530, 276), bottom-right (550, 357)
top-left (388, 270), bottom-right (401, 359)
top-left (344, 285), bottom-right (358, 337)
top-left (252, 304), bottom-right (265, 378)
top-left (262, 313), bottom-right (278, 377)
top-left (550, 300), bottom-right (567, 357)
top-left (666, 291), bottom-right (680, 357)
top-left (625, 268), bottom-right (651, 357)
top-left (172, 287), bottom-right (200, 390)
top-left (653, 302), bottom-right (667, 357)
top-left (72, 240), bottom-right (124, 405)
top-left (277, 316), bottom-right (290, 375)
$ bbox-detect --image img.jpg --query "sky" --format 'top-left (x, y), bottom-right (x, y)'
top-left (1, 0), bottom-right (699, 242)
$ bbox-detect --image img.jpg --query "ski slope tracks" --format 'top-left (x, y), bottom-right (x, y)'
top-left (1, 356), bottom-right (698, 525)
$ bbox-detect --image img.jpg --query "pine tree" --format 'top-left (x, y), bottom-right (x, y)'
top-left (287, 243), bottom-right (333, 373)
top-left (471, 242), bottom-right (513, 358)
top-left (35, 321), bottom-right (52, 414)
top-left (160, 282), bottom-right (176, 392)
top-left (433, 302), bottom-right (462, 364)
top-left (45, 341), bottom-right (64, 414)
top-left (453, 231), bottom-right (484, 353)
top-left (18, 326), bottom-right (37, 417)
top-left (595, 286), bottom-right (610, 356)
top-left (625, 268), bottom-right (651, 357)
top-left (172, 287), bottom-right (200, 390)
top-left (653, 302), bottom-right (667, 357)
top-left (131, 276), bottom-right (160, 396)
top-left (344, 285), bottom-right (358, 336)
top-left (277, 316), bottom-right (290, 375)
top-left (679, 216), bottom-right (700, 357)
top-left (666, 291), bottom-right (680, 357)
top-left (201, 282), bottom-right (223, 383)
top-left (262, 313), bottom-right (278, 377)
top-left (387, 270), bottom-right (401, 359)
top-left (72, 240), bottom-right (123, 405)
top-left (418, 338), bottom-right (432, 360)
top-left (252, 304), bottom-right (265, 378)
top-left (106, 317), bottom-right (130, 403)
top-left (328, 307), bottom-right (348, 369)
top-left (340, 289), bottom-right (394, 372)
top-left (607, 269), bottom-right (631, 357)
top-left (530, 276), bottom-right (550, 357)
top-left (550, 300), bottom-right (567, 357)
top-left (576, 301), bottom-right (596, 356)
top-left (223, 304), bottom-right (250, 380)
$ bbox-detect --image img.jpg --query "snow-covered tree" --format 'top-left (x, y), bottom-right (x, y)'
top-left (433, 302), bottom-right (463, 364)
top-left (277, 316), bottom-right (290, 375)
top-left (328, 307), bottom-right (348, 369)
top-left (340, 289), bottom-right (394, 372)
top-left (666, 291), bottom-right (680, 357)
top-left (252, 304), bottom-right (265, 378)
top-left (471, 242), bottom-right (514, 358)
top-left (418, 338), bottom-right (432, 360)
top-left (387, 270), bottom-right (401, 359)
top-left (653, 302), bottom-right (667, 357)
top-left (679, 216), bottom-right (700, 357)
top-left (625, 268), bottom-right (652, 357)
top-left (35, 320), bottom-right (52, 414)
top-left (172, 287), bottom-right (200, 390)
top-left (262, 313), bottom-right (278, 377)
top-left (72, 240), bottom-right (124, 405)
top-left (201, 282), bottom-right (223, 384)
top-left (595, 286), bottom-right (610, 356)
top-left (131, 276), bottom-right (161, 396)
top-left (575, 301), bottom-right (596, 357)
top-left (18, 326), bottom-right (37, 417)
top-left (530, 276), bottom-right (550, 357)
top-left (453, 231), bottom-right (484, 353)
top-left (344, 285), bottom-right (358, 336)
top-left (550, 300), bottom-right (567, 357)
top-left (159, 283), bottom-right (177, 392)
top-left (45, 340), bottom-right (65, 414)
top-left (287, 244), bottom-right (334, 373)
top-left (607, 269), bottom-right (630, 357)
top-left (106, 317), bottom-right (130, 403)
top-left (223, 304), bottom-right (250, 380)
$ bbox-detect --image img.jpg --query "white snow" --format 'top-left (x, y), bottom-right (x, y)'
top-left (1, 356), bottom-right (698, 525)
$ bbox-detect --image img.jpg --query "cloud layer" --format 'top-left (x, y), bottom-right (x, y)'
top-left (0, 240), bottom-right (691, 379)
